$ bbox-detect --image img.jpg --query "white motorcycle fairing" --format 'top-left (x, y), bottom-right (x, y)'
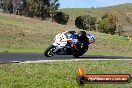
top-left (52, 31), bottom-right (71, 53)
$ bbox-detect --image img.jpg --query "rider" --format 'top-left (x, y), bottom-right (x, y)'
top-left (64, 30), bottom-right (95, 49)
top-left (64, 31), bottom-right (90, 49)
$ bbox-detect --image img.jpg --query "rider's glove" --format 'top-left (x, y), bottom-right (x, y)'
top-left (71, 44), bottom-right (77, 49)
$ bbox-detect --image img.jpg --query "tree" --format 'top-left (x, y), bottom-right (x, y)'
top-left (53, 12), bottom-right (69, 25)
top-left (39, 0), bottom-right (50, 20)
top-left (75, 15), bottom-right (97, 31)
top-left (2, 0), bottom-right (25, 14)
top-left (18, 1), bottom-right (28, 16)
top-left (12, 0), bottom-right (23, 14)
top-left (19, 0), bottom-right (50, 19)
top-left (2, 0), bottom-right (61, 21)
top-left (0, 0), bottom-right (3, 10)
top-left (98, 13), bottom-right (118, 35)
top-left (97, 20), bottom-right (107, 33)
top-left (49, 0), bottom-right (60, 22)
top-left (2, 0), bottom-right (13, 13)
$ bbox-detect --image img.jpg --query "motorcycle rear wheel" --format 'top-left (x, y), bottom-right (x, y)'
top-left (73, 47), bottom-right (88, 58)
top-left (44, 45), bottom-right (56, 57)
top-left (73, 51), bottom-right (84, 58)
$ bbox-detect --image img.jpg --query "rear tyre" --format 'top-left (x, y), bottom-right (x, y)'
top-left (72, 50), bottom-right (85, 58)
top-left (44, 45), bottom-right (56, 57)
top-left (73, 43), bottom-right (88, 58)
top-left (72, 49), bottom-right (83, 58)
top-left (73, 54), bottom-right (80, 58)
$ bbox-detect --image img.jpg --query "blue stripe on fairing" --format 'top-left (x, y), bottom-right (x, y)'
top-left (70, 35), bottom-right (77, 39)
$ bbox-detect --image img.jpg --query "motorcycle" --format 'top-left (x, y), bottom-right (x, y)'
top-left (44, 31), bottom-right (95, 58)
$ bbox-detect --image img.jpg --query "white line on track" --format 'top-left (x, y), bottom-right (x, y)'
top-left (1, 59), bottom-right (132, 64)
top-left (19, 59), bottom-right (132, 64)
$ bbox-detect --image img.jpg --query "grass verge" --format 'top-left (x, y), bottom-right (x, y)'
top-left (0, 60), bottom-right (132, 88)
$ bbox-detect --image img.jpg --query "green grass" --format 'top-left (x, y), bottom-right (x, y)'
top-left (0, 60), bottom-right (132, 88)
top-left (85, 31), bottom-right (132, 57)
top-left (0, 13), bottom-right (65, 51)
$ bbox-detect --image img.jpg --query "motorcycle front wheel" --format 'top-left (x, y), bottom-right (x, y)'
top-left (44, 45), bottom-right (56, 57)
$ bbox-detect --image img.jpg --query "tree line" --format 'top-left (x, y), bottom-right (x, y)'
top-left (0, 0), bottom-right (69, 24)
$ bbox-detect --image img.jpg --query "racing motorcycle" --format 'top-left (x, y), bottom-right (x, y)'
top-left (44, 31), bottom-right (95, 58)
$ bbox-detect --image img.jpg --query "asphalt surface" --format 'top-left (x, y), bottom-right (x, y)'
top-left (0, 52), bottom-right (132, 63)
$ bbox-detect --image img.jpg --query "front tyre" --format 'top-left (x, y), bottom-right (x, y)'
top-left (44, 45), bottom-right (56, 57)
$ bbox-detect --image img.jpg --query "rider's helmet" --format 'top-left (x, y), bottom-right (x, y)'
top-left (77, 31), bottom-right (89, 43)
top-left (86, 34), bottom-right (95, 44)
top-left (77, 31), bottom-right (86, 37)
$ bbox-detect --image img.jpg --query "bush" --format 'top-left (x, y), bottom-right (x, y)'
top-left (53, 12), bottom-right (69, 25)
top-left (75, 15), bottom-right (97, 31)
top-left (98, 13), bottom-right (118, 35)
top-left (75, 16), bottom-right (84, 29)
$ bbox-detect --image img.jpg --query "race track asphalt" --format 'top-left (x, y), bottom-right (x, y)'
top-left (0, 52), bottom-right (132, 63)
